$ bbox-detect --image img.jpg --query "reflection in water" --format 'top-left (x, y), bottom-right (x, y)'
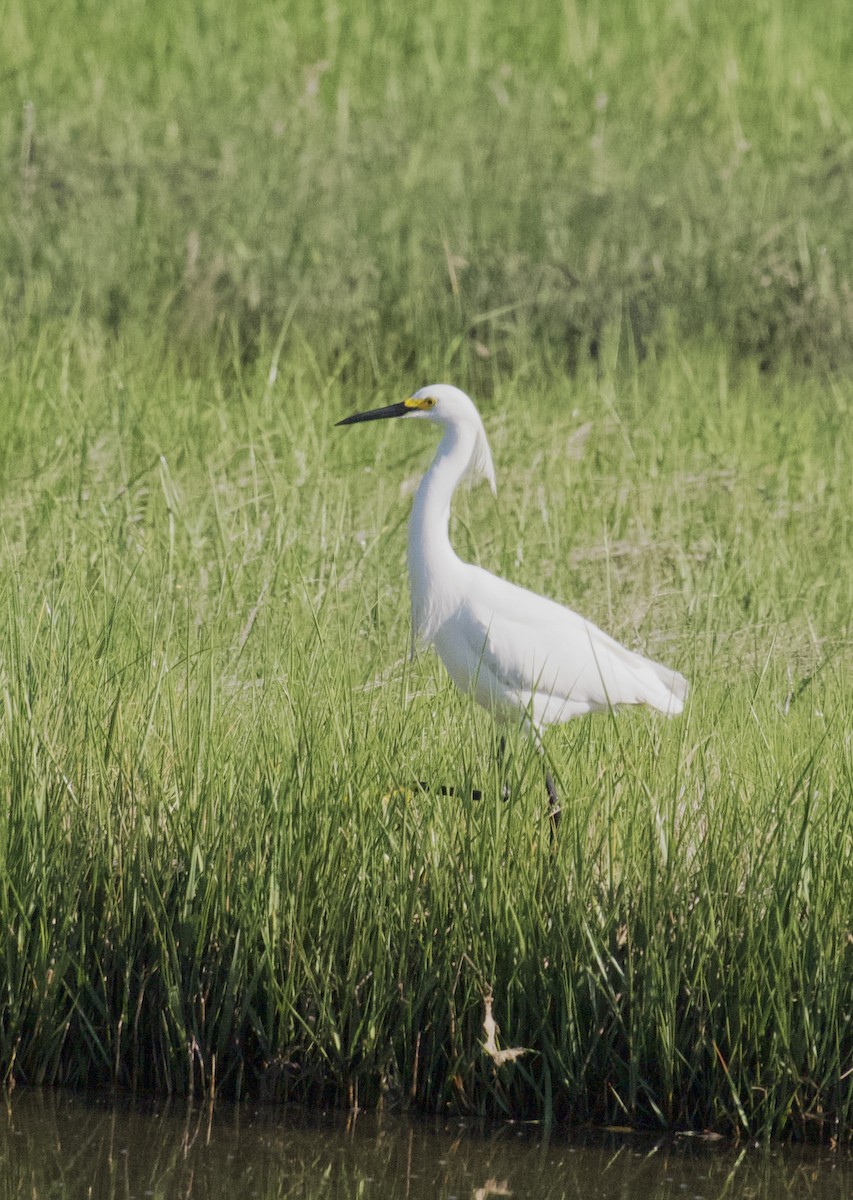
top-left (1, 1090), bottom-right (850, 1200)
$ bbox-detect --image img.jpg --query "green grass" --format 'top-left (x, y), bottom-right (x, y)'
top-left (1, 0), bottom-right (852, 1140)
top-left (3, 0), bottom-right (852, 375)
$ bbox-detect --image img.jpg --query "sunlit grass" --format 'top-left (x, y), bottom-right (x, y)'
top-left (1, 325), bottom-right (850, 1136)
top-left (2, 0), bottom-right (851, 377)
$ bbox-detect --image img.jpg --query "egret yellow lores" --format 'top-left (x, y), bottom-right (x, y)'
top-left (337, 384), bottom-right (687, 822)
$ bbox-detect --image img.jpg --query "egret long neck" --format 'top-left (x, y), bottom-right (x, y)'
top-left (407, 424), bottom-right (475, 635)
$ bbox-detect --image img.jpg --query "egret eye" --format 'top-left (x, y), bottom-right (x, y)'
top-left (423, 397), bottom-right (437, 409)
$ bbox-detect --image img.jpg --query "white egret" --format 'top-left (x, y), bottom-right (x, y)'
top-left (337, 384), bottom-right (687, 825)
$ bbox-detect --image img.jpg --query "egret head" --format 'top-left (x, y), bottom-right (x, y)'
top-left (336, 383), bottom-right (496, 492)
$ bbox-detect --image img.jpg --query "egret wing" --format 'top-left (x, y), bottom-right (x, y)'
top-left (433, 566), bottom-right (686, 726)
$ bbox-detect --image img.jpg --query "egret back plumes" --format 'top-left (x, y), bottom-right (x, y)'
top-left (337, 384), bottom-right (687, 738)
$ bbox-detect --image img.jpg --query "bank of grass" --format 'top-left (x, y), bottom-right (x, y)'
top-left (1, 329), bottom-right (851, 1136)
top-left (1, 0), bottom-right (852, 1141)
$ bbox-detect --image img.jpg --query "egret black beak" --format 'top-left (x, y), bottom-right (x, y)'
top-left (336, 401), bottom-right (411, 426)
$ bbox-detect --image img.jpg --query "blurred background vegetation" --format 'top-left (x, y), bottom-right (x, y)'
top-left (2, 0), bottom-right (851, 381)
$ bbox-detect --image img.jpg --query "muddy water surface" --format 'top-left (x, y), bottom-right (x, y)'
top-left (1, 1090), bottom-right (850, 1199)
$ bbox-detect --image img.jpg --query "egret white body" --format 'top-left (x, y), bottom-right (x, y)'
top-left (339, 384), bottom-right (685, 829)
top-left (338, 384), bottom-right (687, 741)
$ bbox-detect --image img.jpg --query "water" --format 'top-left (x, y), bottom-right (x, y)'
top-left (1, 1090), bottom-right (849, 1199)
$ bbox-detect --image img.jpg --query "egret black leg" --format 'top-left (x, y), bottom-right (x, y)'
top-left (497, 735), bottom-right (512, 801)
top-left (415, 735), bottom-right (515, 803)
top-left (545, 771), bottom-right (561, 836)
top-left (415, 782), bottom-right (483, 800)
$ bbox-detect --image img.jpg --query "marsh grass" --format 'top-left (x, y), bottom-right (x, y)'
top-left (1, 330), bottom-right (851, 1135)
top-left (1, 0), bottom-right (852, 1139)
top-left (3, 0), bottom-right (852, 376)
